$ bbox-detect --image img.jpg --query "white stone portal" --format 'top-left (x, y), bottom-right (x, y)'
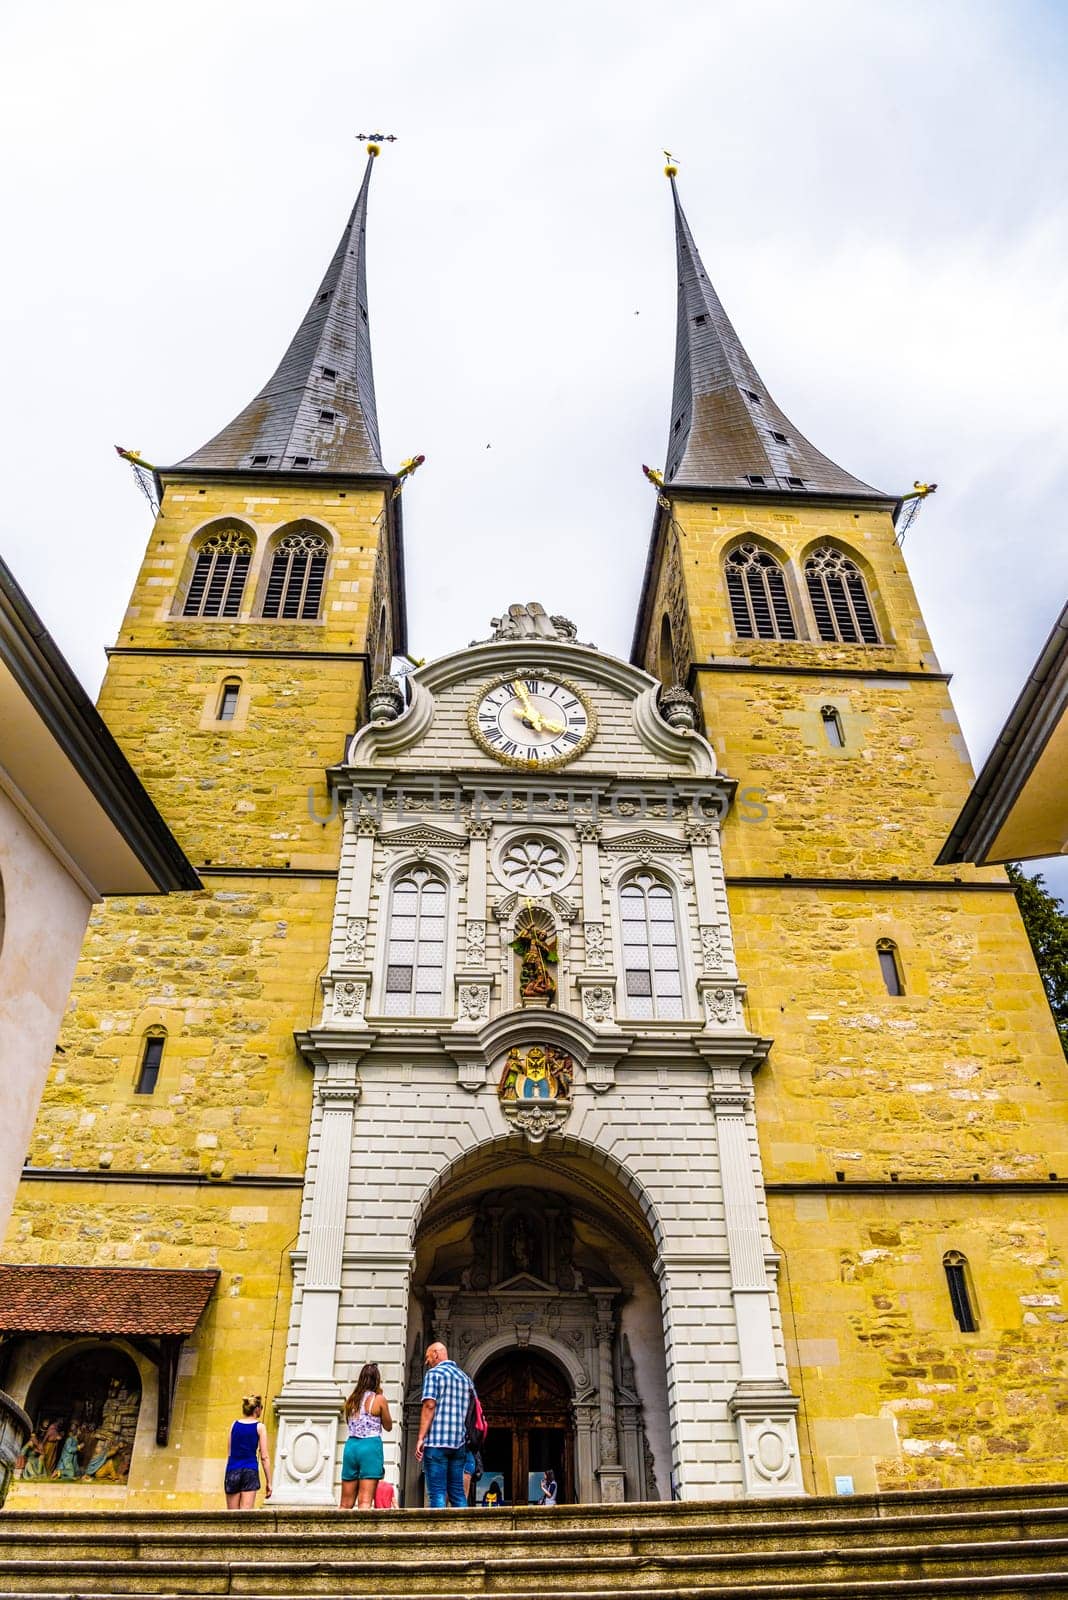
top-left (272, 627), bottom-right (804, 1504)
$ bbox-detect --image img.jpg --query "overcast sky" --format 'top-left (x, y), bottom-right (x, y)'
top-left (1, 0), bottom-right (1065, 891)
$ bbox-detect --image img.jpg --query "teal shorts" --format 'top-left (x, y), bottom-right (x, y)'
top-left (342, 1435), bottom-right (384, 1482)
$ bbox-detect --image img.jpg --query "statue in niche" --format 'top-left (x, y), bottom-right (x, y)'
top-left (511, 913), bottom-right (558, 1005)
top-left (510, 1216), bottom-right (532, 1274)
top-left (498, 1044), bottom-right (573, 1102)
top-left (461, 1211), bottom-right (492, 1290)
top-left (554, 1211), bottom-right (582, 1290)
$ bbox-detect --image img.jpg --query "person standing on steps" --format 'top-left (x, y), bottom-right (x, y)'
top-left (415, 1341), bottom-right (474, 1509)
top-left (340, 1362), bottom-right (393, 1511)
top-left (224, 1395), bottom-right (272, 1510)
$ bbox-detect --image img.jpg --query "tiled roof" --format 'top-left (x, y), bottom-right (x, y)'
top-left (173, 154), bottom-right (385, 477)
top-left (0, 1266), bottom-right (219, 1336)
top-left (664, 176), bottom-right (887, 501)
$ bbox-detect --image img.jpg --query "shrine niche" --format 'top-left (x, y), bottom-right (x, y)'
top-left (510, 908), bottom-right (559, 1007)
top-left (19, 1347), bottom-right (141, 1485)
top-left (404, 1188), bottom-right (658, 1506)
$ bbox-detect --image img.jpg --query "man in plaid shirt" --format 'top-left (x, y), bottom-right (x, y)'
top-left (416, 1341), bottom-right (474, 1508)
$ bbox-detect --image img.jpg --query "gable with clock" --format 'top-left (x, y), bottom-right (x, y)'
top-left (272, 605), bottom-right (804, 1510)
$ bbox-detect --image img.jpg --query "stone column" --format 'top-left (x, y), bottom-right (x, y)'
top-left (711, 1075), bottom-right (804, 1497)
top-left (273, 1070), bottom-right (360, 1506)
top-left (593, 1292), bottom-right (625, 1503)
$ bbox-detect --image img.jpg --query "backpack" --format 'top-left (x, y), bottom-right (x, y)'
top-left (464, 1384), bottom-right (488, 1453)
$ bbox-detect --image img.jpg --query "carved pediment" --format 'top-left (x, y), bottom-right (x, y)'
top-left (494, 1272), bottom-right (557, 1294)
top-left (602, 830), bottom-right (687, 853)
top-left (379, 825), bottom-right (466, 851)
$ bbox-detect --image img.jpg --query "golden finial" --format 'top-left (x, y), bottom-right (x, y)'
top-left (663, 148), bottom-right (679, 178)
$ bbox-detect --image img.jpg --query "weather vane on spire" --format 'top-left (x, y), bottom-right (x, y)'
top-left (663, 149), bottom-right (680, 177)
top-left (357, 131), bottom-right (397, 157)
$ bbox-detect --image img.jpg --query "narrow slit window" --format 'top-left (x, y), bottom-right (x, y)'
top-left (182, 530), bottom-right (252, 619)
top-left (383, 867), bottom-right (448, 1017)
top-left (262, 531), bottom-right (329, 621)
top-left (820, 705), bottom-right (845, 748)
top-left (943, 1251), bottom-right (977, 1332)
top-left (217, 681), bottom-right (240, 721)
top-left (877, 938), bottom-right (904, 996)
top-left (805, 547), bottom-right (881, 644)
top-left (135, 1031), bottom-right (165, 1095)
top-left (725, 543), bottom-right (798, 641)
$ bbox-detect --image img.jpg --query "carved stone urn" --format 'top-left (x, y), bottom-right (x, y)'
top-left (367, 673), bottom-right (405, 722)
top-left (659, 683), bottom-right (697, 731)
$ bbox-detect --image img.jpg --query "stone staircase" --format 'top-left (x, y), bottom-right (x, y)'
top-left (2, 1483), bottom-right (1067, 1598)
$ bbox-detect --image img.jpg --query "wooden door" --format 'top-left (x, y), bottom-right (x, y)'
top-left (476, 1350), bottom-right (574, 1503)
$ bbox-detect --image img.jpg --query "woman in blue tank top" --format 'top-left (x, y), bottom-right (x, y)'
top-left (224, 1395), bottom-right (272, 1510)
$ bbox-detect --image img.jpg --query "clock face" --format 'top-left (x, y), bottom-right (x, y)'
top-left (469, 674), bottom-right (596, 769)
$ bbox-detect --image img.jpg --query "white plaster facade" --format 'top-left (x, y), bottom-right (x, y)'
top-left (273, 621), bottom-right (803, 1504)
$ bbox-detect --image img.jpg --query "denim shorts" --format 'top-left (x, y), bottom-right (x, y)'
top-left (342, 1435), bottom-right (384, 1482)
top-left (224, 1466), bottom-right (260, 1495)
top-left (463, 1450), bottom-right (477, 1477)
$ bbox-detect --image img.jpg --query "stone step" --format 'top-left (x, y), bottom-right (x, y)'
top-left (0, 1537), bottom-right (1066, 1594)
top-left (0, 1506), bottom-right (1065, 1563)
top-left (0, 1581), bottom-right (1061, 1600)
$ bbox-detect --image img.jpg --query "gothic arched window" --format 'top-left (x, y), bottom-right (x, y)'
top-left (804, 547), bottom-right (880, 644)
top-left (261, 531), bottom-right (329, 620)
top-left (182, 529), bottom-right (252, 618)
top-left (383, 867), bottom-right (448, 1016)
top-left (619, 872), bottom-right (684, 1020)
top-left (725, 543), bottom-right (797, 640)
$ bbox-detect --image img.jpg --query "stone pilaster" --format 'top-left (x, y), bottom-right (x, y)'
top-left (273, 1070), bottom-right (360, 1505)
top-left (710, 1073), bottom-right (804, 1497)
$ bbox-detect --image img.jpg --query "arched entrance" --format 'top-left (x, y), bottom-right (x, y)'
top-left (476, 1348), bottom-right (573, 1505)
top-left (404, 1146), bottom-right (670, 1505)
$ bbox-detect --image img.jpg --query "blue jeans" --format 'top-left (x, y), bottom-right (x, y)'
top-left (423, 1445), bottom-right (466, 1508)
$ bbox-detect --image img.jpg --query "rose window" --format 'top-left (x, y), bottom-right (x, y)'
top-left (498, 836), bottom-right (569, 894)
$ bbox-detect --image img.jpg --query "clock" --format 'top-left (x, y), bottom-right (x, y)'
top-left (468, 672), bottom-right (596, 769)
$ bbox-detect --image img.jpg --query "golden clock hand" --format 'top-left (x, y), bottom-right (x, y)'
top-left (539, 715), bottom-right (566, 735)
top-left (511, 679), bottom-right (545, 733)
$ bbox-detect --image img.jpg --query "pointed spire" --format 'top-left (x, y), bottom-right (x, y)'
top-left (175, 153), bottom-right (386, 476)
top-left (664, 172), bottom-right (886, 500)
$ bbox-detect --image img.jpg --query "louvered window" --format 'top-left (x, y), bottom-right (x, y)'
top-left (725, 543), bottom-right (797, 640)
top-left (620, 873), bottom-right (684, 1020)
top-left (262, 533), bottom-right (329, 620)
top-left (383, 868), bottom-right (448, 1016)
top-left (805, 547), bottom-right (880, 644)
top-left (183, 531), bottom-right (252, 618)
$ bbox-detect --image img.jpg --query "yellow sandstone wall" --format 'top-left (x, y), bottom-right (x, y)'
top-left (644, 494), bottom-right (1068, 1491)
top-left (4, 474), bottom-right (391, 1507)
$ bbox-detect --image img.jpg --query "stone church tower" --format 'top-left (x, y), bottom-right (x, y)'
top-left (1, 156), bottom-right (1065, 1508)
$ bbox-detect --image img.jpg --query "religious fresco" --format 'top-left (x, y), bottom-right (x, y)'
top-left (18, 1348), bottom-right (140, 1485)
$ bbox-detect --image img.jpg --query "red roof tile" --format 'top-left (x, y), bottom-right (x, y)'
top-left (0, 1266), bottom-right (219, 1336)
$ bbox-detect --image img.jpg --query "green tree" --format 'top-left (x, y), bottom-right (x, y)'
top-left (1007, 863), bottom-right (1068, 1058)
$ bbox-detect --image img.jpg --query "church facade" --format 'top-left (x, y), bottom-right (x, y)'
top-left (2, 150), bottom-right (1065, 1508)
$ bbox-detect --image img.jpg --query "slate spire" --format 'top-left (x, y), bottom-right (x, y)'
top-left (664, 173), bottom-right (885, 499)
top-left (175, 152), bottom-right (385, 476)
